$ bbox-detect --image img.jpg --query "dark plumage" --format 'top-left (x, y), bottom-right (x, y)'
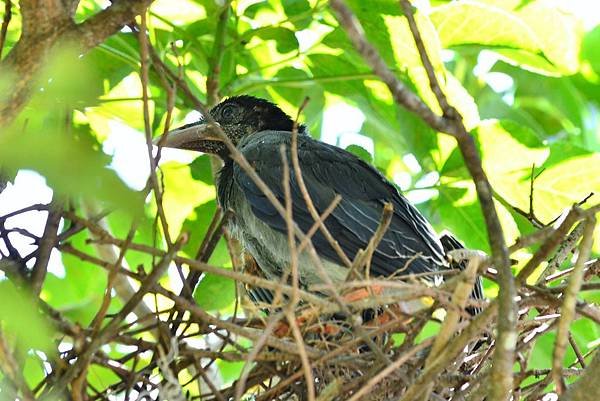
top-left (159, 96), bottom-right (482, 313)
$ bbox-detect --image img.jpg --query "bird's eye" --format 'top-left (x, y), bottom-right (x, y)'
top-left (220, 104), bottom-right (237, 122)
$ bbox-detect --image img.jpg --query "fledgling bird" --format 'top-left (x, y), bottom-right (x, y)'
top-left (158, 96), bottom-right (481, 314)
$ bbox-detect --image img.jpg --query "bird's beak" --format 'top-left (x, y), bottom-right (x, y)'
top-left (153, 121), bottom-right (223, 150)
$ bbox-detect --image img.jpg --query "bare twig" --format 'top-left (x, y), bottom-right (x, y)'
top-left (552, 217), bottom-right (596, 394)
top-left (42, 235), bottom-right (185, 400)
top-left (517, 207), bottom-right (583, 283)
top-left (30, 198), bottom-right (63, 296)
top-left (537, 222), bottom-right (585, 284)
top-left (206, 1), bottom-right (231, 106)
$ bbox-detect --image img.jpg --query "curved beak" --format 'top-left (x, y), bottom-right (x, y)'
top-left (153, 121), bottom-right (223, 150)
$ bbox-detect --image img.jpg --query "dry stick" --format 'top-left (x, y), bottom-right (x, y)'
top-left (517, 207), bottom-right (583, 283)
top-left (509, 225), bottom-right (555, 253)
top-left (297, 194), bottom-right (343, 253)
top-left (552, 217), bottom-right (596, 395)
top-left (193, 359), bottom-right (227, 401)
top-left (281, 146), bottom-right (315, 401)
top-left (347, 339), bottom-right (434, 401)
top-left (346, 202), bottom-right (393, 281)
top-left (168, 210), bottom-right (226, 335)
top-left (73, 221), bottom-right (138, 401)
top-left (80, 201), bottom-right (155, 321)
top-left (399, 0), bottom-right (453, 117)
top-left (290, 120), bottom-right (352, 268)
top-left (561, 349), bottom-right (600, 401)
top-left (161, 288), bottom-right (324, 359)
top-left (537, 222), bottom-right (585, 284)
top-left (232, 311), bottom-right (286, 401)
top-left (0, 203), bottom-right (49, 222)
top-left (569, 333), bottom-right (587, 369)
top-left (231, 150), bottom-right (312, 401)
top-left (66, 235), bottom-right (333, 310)
top-left (89, 221), bottom-right (138, 334)
top-left (419, 253), bottom-right (482, 401)
top-left (285, 310), bottom-right (316, 401)
top-left (396, 301), bottom-right (498, 401)
top-left (41, 236), bottom-right (184, 401)
top-left (67, 209), bottom-right (331, 307)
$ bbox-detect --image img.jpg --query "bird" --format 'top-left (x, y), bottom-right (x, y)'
top-left (158, 95), bottom-right (482, 317)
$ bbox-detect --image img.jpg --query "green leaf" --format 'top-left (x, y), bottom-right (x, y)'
top-left (383, 13), bottom-right (480, 129)
top-left (477, 119), bottom-right (549, 214)
top-left (193, 273), bottom-right (236, 312)
top-left (516, 0), bottom-right (583, 75)
top-left (431, 0), bottom-right (583, 75)
top-left (250, 27), bottom-right (299, 54)
top-left (0, 281), bottom-right (55, 352)
top-left (533, 154), bottom-right (600, 222)
top-left (435, 185), bottom-right (489, 251)
top-left (431, 2), bottom-right (539, 53)
top-left (582, 26), bottom-right (600, 77)
top-left (281, 0), bottom-right (312, 30)
top-left (345, 144), bottom-right (373, 163)
top-left (218, 360), bottom-right (245, 385)
top-left (189, 155), bottom-right (215, 185)
top-left (160, 161), bottom-right (216, 240)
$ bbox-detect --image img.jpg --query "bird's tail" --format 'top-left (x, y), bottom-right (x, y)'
top-left (439, 233), bottom-right (484, 316)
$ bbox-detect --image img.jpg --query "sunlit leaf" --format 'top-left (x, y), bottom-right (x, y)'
top-left (431, 2), bottom-right (539, 54)
top-left (517, 0), bottom-right (583, 75)
top-left (160, 161), bottom-right (216, 240)
top-left (194, 273), bottom-right (236, 312)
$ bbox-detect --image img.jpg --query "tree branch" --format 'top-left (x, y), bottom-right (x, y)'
top-left (0, 0), bottom-right (154, 127)
top-left (331, 1), bottom-right (516, 399)
top-left (30, 198), bottom-right (63, 296)
top-left (329, 0), bottom-right (454, 134)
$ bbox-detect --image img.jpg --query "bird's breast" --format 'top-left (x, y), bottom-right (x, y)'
top-left (224, 185), bottom-right (347, 287)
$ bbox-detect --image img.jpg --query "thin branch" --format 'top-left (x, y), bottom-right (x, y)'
top-left (0, 0), bottom-right (12, 58)
top-left (206, 1), bottom-right (231, 106)
top-left (561, 350), bottom-right (600, 401)
top-left (329, 0), bottom-right (453, 134)
top-left (41, 235), bottom-right (185, 400)
top-left (72, 0), bottom-right (153, 52)
top-left (552, 217), bottom-right (596, 394)
top-left (30, 199), bottom-right (63, 296)
top-left (396, 301), bottom-right (499, 401)
top-left (517, 207), bottom-right (583, 283)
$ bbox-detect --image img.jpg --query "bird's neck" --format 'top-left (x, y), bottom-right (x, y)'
top-left (216, 159), bottom-right (235, 210)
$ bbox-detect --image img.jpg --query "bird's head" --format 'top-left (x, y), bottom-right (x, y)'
top-left (157, 95), bottom-right (305, 157)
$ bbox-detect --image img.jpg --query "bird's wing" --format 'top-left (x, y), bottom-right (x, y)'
top-left (232, 131), bottom-right (446, 278)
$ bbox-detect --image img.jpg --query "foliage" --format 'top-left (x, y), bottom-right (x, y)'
top-left (0, 0), bottom-right (599, 400)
